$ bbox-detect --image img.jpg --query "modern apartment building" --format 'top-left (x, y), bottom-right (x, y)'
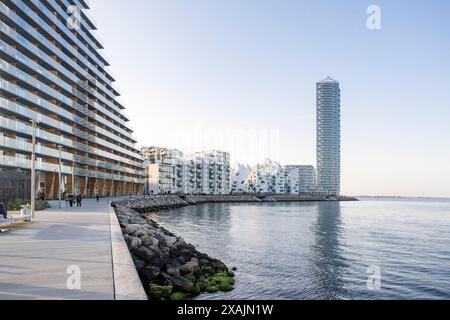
top-left (230, 160), bottom-right (317, 194)
top-left (230, 163), bottom-right (252, 193)
top-left (142, 147), bottom-right (231, 195)
top-left (141, 146), bottom-right (183, 165)
top-left (191, 150), bottom-right (231, 195)
top-left (146, 162), bottom-right (176, 194)
top-left (316, 77), bottom-right (341, 195)
top-left (284, 165), bottom-right (316, 194)
top-left (244, 159), bottom-right (285, 194)
top-left (0, 0), bottom-right (145, 199)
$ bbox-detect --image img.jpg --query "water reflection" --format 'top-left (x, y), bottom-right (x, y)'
top-left (309, 202), bottom-right (349, 299)
top-left (153, 200), bottom-right (450, 299)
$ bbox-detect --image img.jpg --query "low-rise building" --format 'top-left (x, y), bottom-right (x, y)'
top-left (145, 162), bottom-right (176, 194)
top-left (141, 146), bottom-right (184, 164)
top-left (142, 147), bottom-right (231, 195)
top-left (230, 163), bottom-right (252, 193)
top-left (231, 160), bottom-right (317, 194)
top-left (284, 165), bottom-right (316, 193)
top-left (244, 159), bottom-right (285, 194)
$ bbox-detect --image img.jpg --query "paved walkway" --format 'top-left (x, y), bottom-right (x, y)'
top-left (0, 198), bottom-right (117, 300)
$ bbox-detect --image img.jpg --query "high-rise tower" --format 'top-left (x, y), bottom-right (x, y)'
top-left (316, 77), bottom-right (341, 195)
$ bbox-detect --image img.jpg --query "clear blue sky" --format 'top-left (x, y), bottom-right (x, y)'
top-left (90, 0), bottom-right (450, 197)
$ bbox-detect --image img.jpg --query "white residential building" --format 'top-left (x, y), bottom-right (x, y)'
top-left (284, 165), bottom-right (316, 193)
top-left (146, 162), bottom-right (176, 194)
top-left (245, 159), bottom-right (285, 194)
top-left (285, 167), bottom-right (301, 194)
top-left (141, 146), bottom-right (184, 164)
top-left (187, 150), bottom-right (231, 195)
top-left (230, 163), bottom-right (252, 193)
top-left (230, 160), bottom-right (317, 194)
top-left (142, 147), bottom-right (231, 195)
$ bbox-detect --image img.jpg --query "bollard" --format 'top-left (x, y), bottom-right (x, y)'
top-left (21, 204), bottom-right (31, 222)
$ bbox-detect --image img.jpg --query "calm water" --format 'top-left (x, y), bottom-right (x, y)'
top-left (151, 198), bottom-right (450, 300)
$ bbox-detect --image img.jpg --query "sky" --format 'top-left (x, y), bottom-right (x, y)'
top-left (89, 0), bottom-right (450, 197)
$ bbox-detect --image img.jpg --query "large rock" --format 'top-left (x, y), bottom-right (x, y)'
top-left (148, 285), bottom-right (172, 300)
top-left (180, 258), bottom-right (199, 275)
top-left (129, 237), bottom-right (142, 250)
top-left (131, 254), bottom-right (146, 272)
top-left (141, 266), bottom-right (160, 281)
top-left (133, 246), bottom-right (155, 262)
top-left (171, 275), bottom-right (194, 293)
top-left (150, 256), bottom-right (170, 268)
top-left (122, 224), bottom-right (138, 235)
top-left (166, 260), bottom-right (182, 277)
top-left (140, 235), bottom-right (155, 247)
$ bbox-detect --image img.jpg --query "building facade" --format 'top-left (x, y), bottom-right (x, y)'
top-left (244, 159), bottom-right (285, 194)
top-left (230, 163), bottom-right (252, 193)
top-left (141, 146), bottom-right (183, 164)
top-left (190, 150), bottom-right (231, 195)
top-left (142, 147), bottom-right (231, 195)
top-left (284, 165), bottom-right (316, 194)
top-left (0, 0), bottom-right (145, 199)
top-left (316, 77), bottom-right (341, 195)
top-left (230, 160), bottom-right (317, 194)
top-left (146, 162), bottom-right (176, 194)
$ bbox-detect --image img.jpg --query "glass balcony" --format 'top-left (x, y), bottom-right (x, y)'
top-left (0, 35), bottom-right (118, 123)
top-left (10, 0), bottom-right (114, 88)
top-left (0, 113), bottom-right (144, 171)
top-left (0, 80), bottom-right (140, 159)
top-left (0, 40), bottom-right (132, 138)
top-left (0, 154), bottom-right (145, 183)
top-left (0, 20), bottom-right (125, 119)
top-left (47, 0), bottom-right (104, 60)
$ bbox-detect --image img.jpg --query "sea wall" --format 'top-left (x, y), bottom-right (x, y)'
top-left (111, 197), bottom-right (235, 300)
top-left (185, 195), bottom-right (261, 204)
top-left (111, 194), bottom-right (357, 299)
top-left (184, 194), bottom-right (358, 203)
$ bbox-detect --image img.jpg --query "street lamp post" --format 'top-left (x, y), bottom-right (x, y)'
top-left (30, 119), bottom-right (38, 219)
top-left (72, 159), bottom-right (75, 196)
top-left (58, 145), bottom-right (62, 209)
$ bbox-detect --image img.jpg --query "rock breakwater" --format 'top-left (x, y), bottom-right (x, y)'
top-left (111, 196), bottom-right (235, 300)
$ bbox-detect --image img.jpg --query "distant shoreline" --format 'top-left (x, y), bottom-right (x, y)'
top-left (356, 196), bottom-right (450, 201)
top-left (180, 194), bottom-right (359, 204)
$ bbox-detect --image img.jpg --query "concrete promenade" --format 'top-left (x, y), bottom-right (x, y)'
top-left (0, 198), bottom-right (119, 300)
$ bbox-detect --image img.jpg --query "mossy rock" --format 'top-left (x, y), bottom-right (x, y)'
top-left (218, 282), bottom-right (234, 292)
top-left (189, 285), bottom-right (201, 296)
top-left (197, 280), bottom-right (209, 292)
top-left (149, 285), bottom-right (173, 300)
top-left (227, 270), bottom-right (235, 278)
top-left (206, 286), bottom-right (219, 293)
top-left (185, 274), bottom-right (196, 282)
top-left (211, 275), bottom-right (235, 286)
top-left (170, 292), bottom-right (187, 301)
top-left (214, 272), bottom-right (228, 277)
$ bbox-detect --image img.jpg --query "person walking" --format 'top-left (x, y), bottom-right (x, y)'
top-left (0, 201), bottom-right (7, 219)
top-left (96, 193), bottom-right (100, 203)
top-left (68, 194), bottom-right (74, 208)
top-left (76, 193), bottom-right (83, 207)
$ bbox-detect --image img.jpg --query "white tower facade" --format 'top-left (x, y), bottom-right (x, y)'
top-left (316, 77), bottom-right (341, 195)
